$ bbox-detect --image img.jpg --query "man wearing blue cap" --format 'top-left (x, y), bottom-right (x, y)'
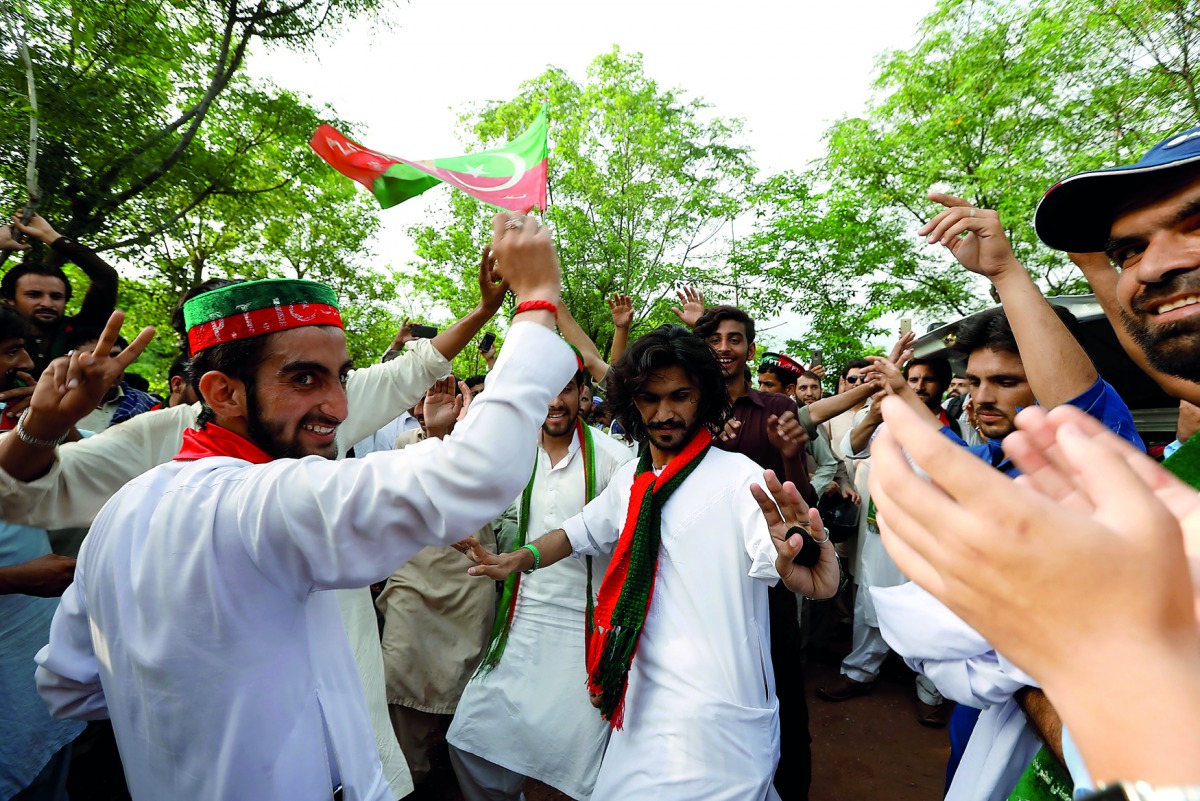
top-left (1035, 126), bottom-right (1200, 394)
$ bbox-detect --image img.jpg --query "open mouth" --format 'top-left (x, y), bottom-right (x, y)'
top-left (1155, 295), bottom-right (1200, 315)
top-left (302, 423), bottom-right (337, 437)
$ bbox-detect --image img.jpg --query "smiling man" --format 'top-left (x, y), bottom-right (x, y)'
top-left (32, 215), bottom-right (576, 801)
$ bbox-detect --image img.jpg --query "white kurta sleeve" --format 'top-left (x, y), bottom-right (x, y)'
top-left (222, 322), bottom-right (576, 594)
top-left (0, 337), bottom-right (451, 531)
top-left (561, 461), bottom-right (635, 558)
top-left (736, 471), bottom-right (781, 585)
top-left (0, 403), bottom-right (197, 530)
top-left (34, 575), bottom-right (109, 720)
top-left (336, 337), bottom-right (451, 455)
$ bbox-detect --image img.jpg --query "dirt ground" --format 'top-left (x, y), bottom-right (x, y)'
top-left (418, 654), bottom-right (950, 801)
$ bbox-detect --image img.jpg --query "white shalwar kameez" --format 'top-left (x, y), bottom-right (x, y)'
top-left (448, 430), bottom-right (633, 799)
top-left (560, 448), bottom-right (783, 801)
top-left (34, 322), bottom-right (575, 801)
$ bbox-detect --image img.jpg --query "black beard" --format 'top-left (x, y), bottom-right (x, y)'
top-left (243, 381), bottom-right (338, 460)
top-left (542, 407), bottom-right (579, 437)
top-left (644, 417), bottom-right (702, 453)
top-left (1120, 306), bottom-right (1200, 382)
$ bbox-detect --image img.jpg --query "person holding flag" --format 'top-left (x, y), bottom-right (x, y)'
top-left (463, 324), bottom-right (840, 801)
top-left (447, 347), bottom-right (633, 801)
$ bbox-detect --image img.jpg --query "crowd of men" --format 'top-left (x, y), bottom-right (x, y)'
top-left (1, 123), bottom-right (1199, 801)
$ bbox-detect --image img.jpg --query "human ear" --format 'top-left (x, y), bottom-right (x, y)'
top-left (197, 371), bottom-right (247, 420)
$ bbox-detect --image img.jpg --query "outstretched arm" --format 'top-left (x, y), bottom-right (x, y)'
top-left (460, 528), bottom-right (574, 578)
top-left (607, 293), bottom-right (633, 366)
top-left (555, 300), bottom-right (609, 383)
top-left (429, 246), bottom-right (509, 362)
top-left (920, 194), bottom-right (1097, 408)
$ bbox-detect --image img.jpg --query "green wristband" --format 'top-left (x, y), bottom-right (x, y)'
top-left (521, 543), bottom-right (541, 574)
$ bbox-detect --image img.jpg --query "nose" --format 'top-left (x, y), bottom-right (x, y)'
top-left (15, 347), bottom-right (33, 372)
top-left (972, 382), bottom-right (994, 406)
top-left (1137, 229), bottom-right (1200, 285)
top-left (321, 383), bottom-right (349, 422)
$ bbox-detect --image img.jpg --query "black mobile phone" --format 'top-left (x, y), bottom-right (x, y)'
top-left (810, 349), bottom-right (823, 368)
top-left (411, 324), bottom-right (438, 339)
top-left (478, 331), bottom-right (496, 352)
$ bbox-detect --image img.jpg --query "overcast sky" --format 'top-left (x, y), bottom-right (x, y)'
top-left (250, 0), bottom-right (937, 347)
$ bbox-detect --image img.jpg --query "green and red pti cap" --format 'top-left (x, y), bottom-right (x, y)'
top-left (182, 278), bottom-right (342, 355)
top-left (1035, 126), bottom-right (1200, 252)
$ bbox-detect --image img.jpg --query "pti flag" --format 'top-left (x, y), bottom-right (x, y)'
top-left (310, 105), bottom-right (548, 213)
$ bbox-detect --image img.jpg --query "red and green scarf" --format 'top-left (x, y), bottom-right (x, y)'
top-left (586, 427), bottom-right (712, 729)
top-left (476, 418), bottom-right (598, 675)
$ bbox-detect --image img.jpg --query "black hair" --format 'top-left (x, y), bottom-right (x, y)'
top-left (1, 261), bottom-right (73, 302)
top-left (606, 324), bottom-right (730, 443)
top-left (954, 305), bottom-right (1081, 360)
top-left (758, 363), bottom-right (799, 387)
top-left (839, 358), bottom-right (872, 382)
top-left (0, 306), bottom-right (29, 341)
top-left (171, 278), bottom-right (243, 353)
top-left (693, 304), bottom-right (756, 344)
top-left (63, 327), bottom-right (128, 353)
top-left (799, 370), bottom-right (822, 383)
top-left (904, 357), bottom-right (953, 388)
top-left (464, 374), bottom-right (487, 391)
top-left (187, 334), bottom-right (270, 428)
top-left (168, 354), bottom-right (190, 381)
top-left (124, 372), bottom-right (151, 393)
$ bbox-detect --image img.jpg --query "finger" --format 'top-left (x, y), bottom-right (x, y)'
top-left (63, 350), bottom-right (87, 391)
top-left (1056, 422), bottom-right (1177, 538)
top-left (1002, 430), bottom-right (1091, 512)
top-left (115, 326), bottom-right (156, 370)
top-left (749, 482), bottom-right (786, 531)
top-left (490, 213), bottom-right (510, 244)
top-left (933, 217), bottom-right (982, 247)
top-left (927, 191), bottom-right (971, 209)
top-left (878, 521), bottom-right (947, 600)
top-left (90, 310), bottom-right (127, 365)
top-left (5, 395), bottom-right (31, 418)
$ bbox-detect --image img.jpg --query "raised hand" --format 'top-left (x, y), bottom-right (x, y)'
top-left (766, 410), bottom-right (808, 458)
top-left (917, 192), bottom-right (1021, 278)
top-left (670, 285), bottom-right (705, 328)
top-left (862, 355), bottom-right (908, 396)
top-left (422, 376), bottom-right (462, 439)
top-left (476, 245), bottom-right (510, 315)
top-left (389, 318), bottom-right (414, 351)
top-left (489, 214), bottom-right (560, 311)
top-left (888, 331), bottom-right (916, 365)
top-left (456, 380), bottom-right (474, 423)
top-left (22, 310), bottom-right (155, 441)
top-left (749, 470), bottom-right (839, 598)
top-left (0, 224), bottom-right (30, 252)
top-left (607, 293), bottom-right (634, 329)
top-left (10, 211), bottom-right (61, 245)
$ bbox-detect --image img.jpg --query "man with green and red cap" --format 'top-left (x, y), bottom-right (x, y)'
top-left (32, 214), bottom-right (574, 801)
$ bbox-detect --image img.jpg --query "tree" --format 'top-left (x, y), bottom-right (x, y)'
top-left (740, 0), bottom-right (1200, 362)
top-left (0, 0), bottom-right (401, 384)
top-left (404, 47), bottom-right (757, 358)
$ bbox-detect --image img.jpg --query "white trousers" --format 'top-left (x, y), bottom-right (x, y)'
top-left (842, 585), bottom-right (944, 705)
top-left (449, 744), bottom-right (529, 801)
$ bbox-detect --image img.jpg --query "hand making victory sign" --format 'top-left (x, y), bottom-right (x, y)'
top-left (21, 310), bottom-right (155, 442)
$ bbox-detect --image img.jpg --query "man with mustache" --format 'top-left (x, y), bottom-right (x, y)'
top-left (0, 215), bottom-right (119, 378)
top-left (448, 356), bottom-right (632, 801)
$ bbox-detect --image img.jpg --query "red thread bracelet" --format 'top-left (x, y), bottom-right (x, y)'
top-left (511, 300), bottom-right (558, 318)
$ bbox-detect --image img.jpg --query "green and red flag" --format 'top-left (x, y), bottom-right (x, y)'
top-left (309, 105), bottom-right (548, 213)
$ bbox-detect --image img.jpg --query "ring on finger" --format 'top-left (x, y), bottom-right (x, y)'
top-left (968, 208), bottom-right (977, 218)
top-left (503, 217), bottom-right (524, 231)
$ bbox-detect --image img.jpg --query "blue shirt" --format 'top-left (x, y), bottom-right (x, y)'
top-left (940, 378), bottom-right (1145, 477)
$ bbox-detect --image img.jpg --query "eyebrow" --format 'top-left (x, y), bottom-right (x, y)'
top-left (1106, 196), bottom-right (1200, 256)
top-left (277, 359), bottom-right (353, 377)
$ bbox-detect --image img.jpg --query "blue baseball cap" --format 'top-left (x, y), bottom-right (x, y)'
top-left (1034, 126), bottom-right (1200, 253)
